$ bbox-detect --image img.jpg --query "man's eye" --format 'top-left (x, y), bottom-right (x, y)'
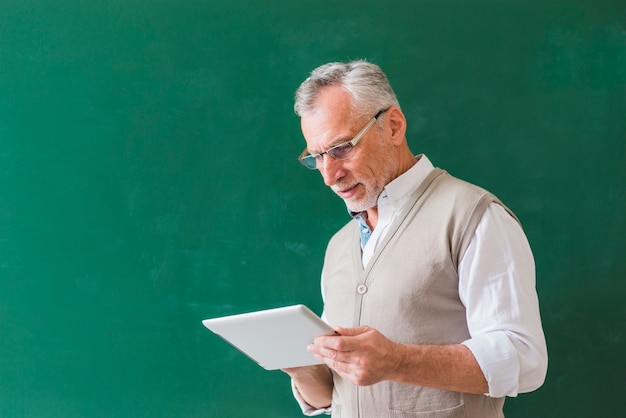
top-left (329, 143), bottom-right (353, 158)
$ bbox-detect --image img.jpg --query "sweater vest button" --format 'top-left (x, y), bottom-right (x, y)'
top-left (356, 284), bottom-right (368, 295)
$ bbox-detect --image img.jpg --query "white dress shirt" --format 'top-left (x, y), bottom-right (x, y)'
top-left (294, 155), bottom-right (548, 415)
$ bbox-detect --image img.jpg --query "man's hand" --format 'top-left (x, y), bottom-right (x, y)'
top-left (307, 325), bottom-right (407, 386)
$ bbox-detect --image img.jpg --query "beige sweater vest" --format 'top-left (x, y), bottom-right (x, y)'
top-left (321, 168), bottom-right (517, 418)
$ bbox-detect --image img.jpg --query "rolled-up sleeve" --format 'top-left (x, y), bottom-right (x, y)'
top-left (459, 203), bottom-right (548, 398)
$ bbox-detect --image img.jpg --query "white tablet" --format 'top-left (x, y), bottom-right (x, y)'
top-left (202, 304), bottom-right (334, 370)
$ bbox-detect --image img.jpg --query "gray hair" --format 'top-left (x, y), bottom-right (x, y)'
top-left (294, 60), bottom-right (400, 118)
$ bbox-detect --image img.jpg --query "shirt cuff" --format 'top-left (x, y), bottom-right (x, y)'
top-left (462, 333), bottom-right (521, 398)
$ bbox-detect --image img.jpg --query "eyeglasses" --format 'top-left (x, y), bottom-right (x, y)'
top-left (298, 108), bottom-right (389, 170)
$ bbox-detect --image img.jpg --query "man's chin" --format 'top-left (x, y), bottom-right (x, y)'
top-left (343, 198), bottom-right (375, 214)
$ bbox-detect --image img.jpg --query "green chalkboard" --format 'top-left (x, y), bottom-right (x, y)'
top-left (1, 0), bottom-right (624, 416)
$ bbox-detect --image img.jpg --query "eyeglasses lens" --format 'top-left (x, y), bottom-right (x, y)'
top-left (327, 143), bottom-right (353, 160)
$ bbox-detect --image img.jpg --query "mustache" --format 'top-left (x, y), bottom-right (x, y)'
top-left (331, 180), bottom-right (356, 193)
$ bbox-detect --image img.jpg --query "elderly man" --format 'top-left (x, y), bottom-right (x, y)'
top-left (283, 60), bottom-right (547, 418)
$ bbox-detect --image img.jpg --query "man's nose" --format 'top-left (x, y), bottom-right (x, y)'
top-left (319, 154), bottom-right (344, 186)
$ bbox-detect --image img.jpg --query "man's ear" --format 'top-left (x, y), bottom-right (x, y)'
top-left (387, 106), bottom-right (407, 146)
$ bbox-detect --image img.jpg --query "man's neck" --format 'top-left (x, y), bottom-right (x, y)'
top-left (366, 155), bottom-right (418, 231)
top-left (365, 207), bottom-right (379, 231)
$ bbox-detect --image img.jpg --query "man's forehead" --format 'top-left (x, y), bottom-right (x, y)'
top-left (301, 107), bottom-right (357, 147)
top-left (299, 86), bottom-right (366, 150)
